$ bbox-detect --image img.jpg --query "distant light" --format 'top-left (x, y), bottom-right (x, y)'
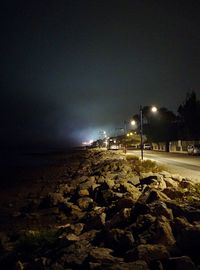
top-left (151, 106), bottom-right (158, 113)
top-left (131, 120), bottom-right (136, 126)
top-left (82, 139), bottom-right (93, 146)
top-left (130, 132), bottom-right (133, 135)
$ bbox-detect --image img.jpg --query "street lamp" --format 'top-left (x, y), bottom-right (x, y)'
top-left (139, 105), bottom-right (157, 160)
top-left (131, 120), bottom-right (136, 126)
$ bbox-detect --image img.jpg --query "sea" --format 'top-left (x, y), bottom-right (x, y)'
top-left (0, 145), bottom-right (74, 187)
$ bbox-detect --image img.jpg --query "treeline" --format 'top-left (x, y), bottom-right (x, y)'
top-left (138, 91), bottom-right (200, 142)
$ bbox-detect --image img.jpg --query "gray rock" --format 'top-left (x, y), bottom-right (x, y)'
top-left (171, 174), bottom-right (183, 182)
top-left (88, 247), bottom-right (123, 264)
top-left (166, 256), bottom-right (197, 270)
top-left (127, 175), bottom-right (140, 186)
top-left (166, 201), bottom-right (200, 222)
top-left (139, 175), bottom-right (158, 186)
top-left (105, 260), bottom-right (149, 270)
top-left (149, 201), bottom-right (173, 220)
top-left (176, 223), bottom-right (200, 259)
top-left (84, 208), bottom-right (106, 230)
top-left (70, 223), bottom-right (85, 235)
top-left (178, 179), bottom-right (194, 189)
top-left (162, 188), bottom-right (184, 200)
top-left (137, 189), bottom-right (170, 205)
top-left (117, 196), bottom-right (136, 210)
top-left (58, 240), bottom-right (92, 267)
top-left (164, 177), bottom-right (179, 188)
top-left (105, 228), bottom-right (135, 254)
top-left (79, 178), bottom-right (96, 190)
top-left (106, 208), bottom-right (131, 229)
top-left (150, 216), bottom-right (176, 246)
top-left (136, 244), bottom-right (170, 263)
top-left (78, 189), bottom-right (90, 197)
top-left (77, 197), bottom-right (93, 210)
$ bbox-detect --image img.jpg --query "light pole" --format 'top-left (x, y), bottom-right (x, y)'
top-left (140, 105), bottom-right (144, 160)
top-left (139, 105), bottom-right (157, 160)
top-left (124, 120), bottom-right (127, 153)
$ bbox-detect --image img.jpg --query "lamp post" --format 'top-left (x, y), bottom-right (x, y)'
top-left (124, 120), bottom-right (127, 153)
top-left (139, 105), bottom-right (157, 160)
top-left (140, 105), bottom-right (144, 160)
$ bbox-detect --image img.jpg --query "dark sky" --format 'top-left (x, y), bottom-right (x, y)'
top-left (1, 0), bottom-right (200, 148)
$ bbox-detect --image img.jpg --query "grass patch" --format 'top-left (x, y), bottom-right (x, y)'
top-left (126, 155), bottom-right (164, 174)
top-left (15, 228), bottom-right (61, 260)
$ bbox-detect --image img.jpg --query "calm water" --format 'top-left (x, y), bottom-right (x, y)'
top-left (0, 146), bottom-right (73, 186)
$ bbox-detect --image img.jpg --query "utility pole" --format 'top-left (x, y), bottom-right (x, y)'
top-left (124, 120), bottom-right (127, 154)
top-left (140, 105), bottom-right (144, 160)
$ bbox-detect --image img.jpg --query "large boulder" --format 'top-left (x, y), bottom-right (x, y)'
top-left (106, 208), bottom-right (131, 229)
top-left (176, 223), bottom-right (200, 261)
top-left (83, 207), bottom-right (106, 230)
top-left (164, 256), bottom-right (197, 270)
top-left (149, 201), bottom-right (173, 220)
top-left (162, 188), bottom-right (185, 200)
top-left (125, 244), bottom-right (169, 263)
top-left (150, 216), bottom-right (175, 246)
top-left (136, 189), bottom-right (170, 206)
top-left (117, 196), bottom-right (137, 210)
top-left (88, 247), bottom-right (123, 264)
top-left (58, 240), bottom-right (92, 268)
top-left (103, 260), bottom-right (149, 270)
top-left (104, 228), bottom-right (135, 254)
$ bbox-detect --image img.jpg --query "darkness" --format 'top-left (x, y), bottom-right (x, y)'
top-left (1, 0), bottom-right (200, 149)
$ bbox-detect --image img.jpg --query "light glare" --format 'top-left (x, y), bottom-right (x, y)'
top-left (131, 120), bottom-right (136, 126)
top-left (151, 106), bottom-right (158, 113)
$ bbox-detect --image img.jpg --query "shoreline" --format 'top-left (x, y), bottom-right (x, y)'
top-left (0, 149), bottom-right (200, 269)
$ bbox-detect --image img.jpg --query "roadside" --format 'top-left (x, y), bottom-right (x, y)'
top-left (127, 150), bottom-right (200, 183)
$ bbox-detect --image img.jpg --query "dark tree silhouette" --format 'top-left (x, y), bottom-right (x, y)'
top-left (178, 91), bottom-right (200, 140)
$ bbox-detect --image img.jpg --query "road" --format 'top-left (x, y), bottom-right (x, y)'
top-left (127, 150), bottom-right (200, 183)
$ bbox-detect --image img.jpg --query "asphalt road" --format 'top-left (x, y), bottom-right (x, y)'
top-left (127, 150), bottom-right (200, 183)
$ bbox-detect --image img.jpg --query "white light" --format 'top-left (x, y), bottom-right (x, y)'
top-left (151, 106), bottom-right (158, 113)
top-left (131, 120), bottom-right (136, 126)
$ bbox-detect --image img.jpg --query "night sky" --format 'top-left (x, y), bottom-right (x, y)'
top-left (1, 0), bottom-right (200, 148)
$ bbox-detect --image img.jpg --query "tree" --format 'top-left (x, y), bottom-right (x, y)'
top-left (178, 91), bottom-right (200, 140)
top-left (133, 106), bottom-right (177, 143)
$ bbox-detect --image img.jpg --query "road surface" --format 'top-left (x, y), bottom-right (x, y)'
top-left (127, 150), bottom-right (200, 183)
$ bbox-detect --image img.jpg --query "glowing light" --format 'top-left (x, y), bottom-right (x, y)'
top-left (82, 139), bottom-right (94, 146)
top-left (151, 106), bottom-right (158, 113)
top-left (131, 120), bottom-right (136, 126)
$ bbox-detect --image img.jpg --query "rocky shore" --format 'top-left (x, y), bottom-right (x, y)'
top-left (0, 149), bottom-right (200, 270)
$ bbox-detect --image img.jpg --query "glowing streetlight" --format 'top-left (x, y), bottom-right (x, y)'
top-left (151, 106), bottom-right (158, 113)
top-left (131, 120), bottom-right (136, 126)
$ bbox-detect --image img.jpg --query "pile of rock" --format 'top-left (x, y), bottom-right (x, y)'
top-left (1, 150), bottom-right (200, 270)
